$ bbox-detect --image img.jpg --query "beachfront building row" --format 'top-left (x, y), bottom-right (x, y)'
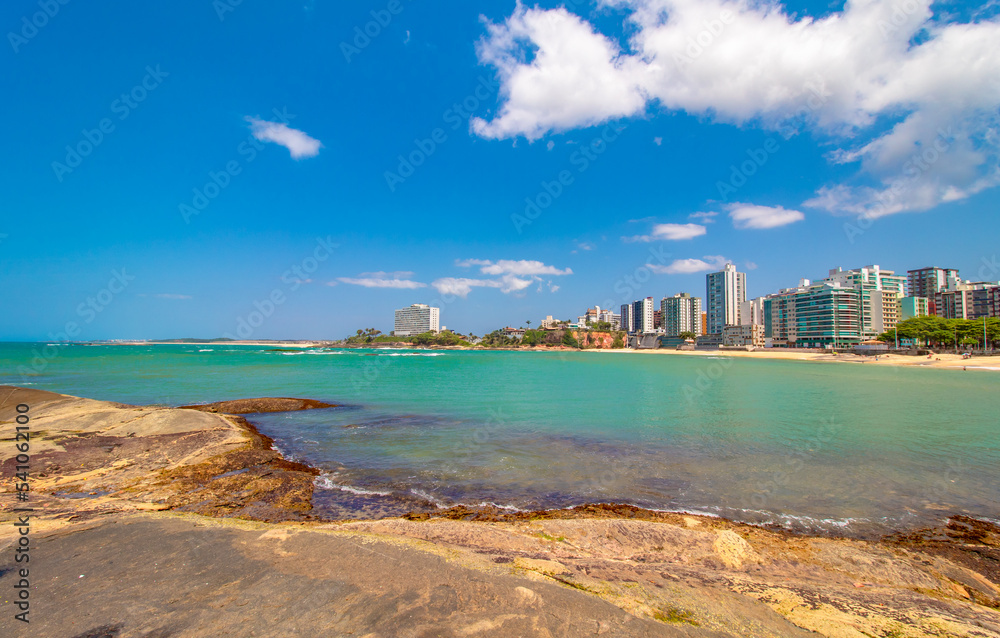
top-left (764, 280), bottom-right (863, 348)
top-left (621, 297), bottom-right (654, 334)
top-left (935, 283), bottom-right (1000, 320)
top-left (904, 266), bottom-right (1000, 320)
top-left (907, 266), bottom-right (961, 315)
top-left (393, 304), bottom-right (440, 336)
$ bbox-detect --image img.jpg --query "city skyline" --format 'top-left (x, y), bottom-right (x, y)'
top-left (3, 0), bottom-right (999, 340)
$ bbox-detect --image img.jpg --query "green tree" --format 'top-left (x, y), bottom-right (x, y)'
top-left (522, 329), bottom-right (543, 346)
top-left (561, 330), bottom-right (580, 348)
top-left (678, 331), bottom-right (697, 341)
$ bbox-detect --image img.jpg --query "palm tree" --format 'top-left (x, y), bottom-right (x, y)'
top-left (526, 320), bottom-right (532, 330)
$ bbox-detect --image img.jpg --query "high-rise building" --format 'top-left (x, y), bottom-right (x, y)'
top-left (989, 287), bottom-right (1000, 319)
top-left (393, 304), bottom-right (440, 336)
top-left (631, 297), bottom-right (654, 334)
top-left (899, 297), bottom-right (929, 321)
top-left (765, 281), bottom-right (862, 348)
top-left (908, 267), bottom-right (961, 314)
top-left (661, 293), bottom-right (703, 336)
top-left (819, 265), bottom-right (906, 339)
top-left (938, 283), bottom-right (1000, 319)
top-left (620, 303), bottom-right (635, 334)
top-left (706, 263), bottom-right (746, 335)
top-left (740, 297), bottom-right (766, 326)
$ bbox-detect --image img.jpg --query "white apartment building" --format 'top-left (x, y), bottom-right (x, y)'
top-left (634, 297), bottom-right (654, 334)
top-left (393, 304), bottom-right (440, 336)
top-left (706, 263), bottom-right (747, 335)
top-left (740, 297), bottom-right (766, 326)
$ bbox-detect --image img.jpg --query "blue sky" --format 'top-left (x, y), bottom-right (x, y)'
top-left (2, 0), bottom-right (999, 340)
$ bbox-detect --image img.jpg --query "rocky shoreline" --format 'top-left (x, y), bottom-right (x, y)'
top-left (2, 386), bottom-right (999, 637)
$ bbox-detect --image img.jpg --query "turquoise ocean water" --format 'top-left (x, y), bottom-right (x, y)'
top-left (3, 342), bottom-right (998, 536)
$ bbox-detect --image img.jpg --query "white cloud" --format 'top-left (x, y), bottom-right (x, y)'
top-left (439, 259), bottom-right (571, 297)
top-left (546, 140), bottom-right (555, 151)
top-left (472, 6), bottom-right (648, 141)
top-left (649, 255), bottom-right (728, 274)
top-left (745, 261), bottom-right (758, 270)
top-left (499, 274), bottom-right (535, 293)
top-left (689, 211), bottom-right (718, 223)
top-left (728, 203), bottom-right (804, 229)
top-left (653, 137), bottom-right (663, 146)
top-left (431, 278), bottom-right (503, 298)
top-left (457, 259), bottom-right (573, 276)
top-left (246, 118), bottom-right (322, 159)
top-left (359, 271), bottom-right (415, 279)
top-left (473, 0), bottom-right (1000, 215)
top-left (336, 277), bottom-right (427, 289)
top-left (624, 222), bottom-right (706, 242)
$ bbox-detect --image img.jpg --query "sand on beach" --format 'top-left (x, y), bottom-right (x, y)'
top-left (2, 386), bottom-right (999, 637)
top-left (587, 346), bottom-right (1000, 370)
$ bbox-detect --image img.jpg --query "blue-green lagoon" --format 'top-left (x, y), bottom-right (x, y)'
top-left (3, 342), bottom-right (997, 537)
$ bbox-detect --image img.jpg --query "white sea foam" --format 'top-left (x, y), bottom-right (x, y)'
top-left (378, 353), bottom-right (445, 357)
top-left (315, 475), bottom-right (392, 496)
top-left (410, 488), bottom-right (450, 508)
top-left (198, 349), bottom-right (213, 352)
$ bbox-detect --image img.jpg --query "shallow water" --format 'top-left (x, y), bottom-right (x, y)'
top-left (3, 342), bottom-right (998, 536)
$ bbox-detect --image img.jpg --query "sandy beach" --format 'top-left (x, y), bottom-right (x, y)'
top-left (2, 385), bottom-right (999, 637)
top-left (587, 347), bottom-right (1000, 371)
